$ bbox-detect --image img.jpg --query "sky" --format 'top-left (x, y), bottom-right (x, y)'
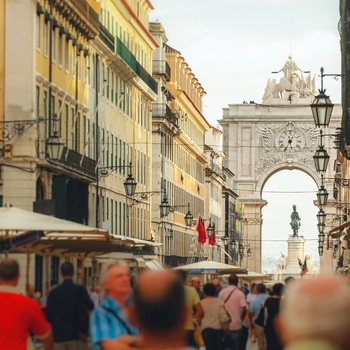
top-left (149, 0), bottom-right (341, 126)
top-left (149, 0), bottom-right (341, 271)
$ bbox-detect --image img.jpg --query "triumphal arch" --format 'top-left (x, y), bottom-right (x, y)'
top-left (219, 57), bottom-right (341, 272)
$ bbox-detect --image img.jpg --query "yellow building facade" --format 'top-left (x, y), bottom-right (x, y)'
top-left (1, 0), bottom-right (158, 291)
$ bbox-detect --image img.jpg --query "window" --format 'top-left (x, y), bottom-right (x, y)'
top-left (58, 99), bottom-right (62, 135)
top-left (65, 39), bottom-right (69, 71)
top-left (36, 15), bottom-right (41, 50)
top-left (36, 86), bottom-right (40, 118)
top-left (71, 44), bottom-right (75, 74)
top-left (77, 54), bottom-right (81, 81)
top-left (43, 90), bottom-right (48, 138)
top-left (76, 112), bottom-right (80, 152)
top-left (50, 94), bottom-right (55, 136)
top-left (65, 103), bottom-right (69, 147)
top-left (44, 21), bottom-right (48, 55)
top-left (58, 33), bottom-right (62, 66)
top-left (51, 28), bottom-right (56, 62)
top-left (71, 107), bottom-right (75, 148)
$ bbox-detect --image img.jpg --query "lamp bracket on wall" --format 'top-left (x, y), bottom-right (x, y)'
top-left (0, 117), bottom-right (44, 142)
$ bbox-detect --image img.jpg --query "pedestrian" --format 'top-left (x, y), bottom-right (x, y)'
top-left (212, 278), bottom-right (222, 297)
top-left (90, 285), bottom-right (102, 308)
top-left (175, 269), bottom-right (203, 348)
top-left (191, 276), bottom-right (204, 299)
top-left (46, 261), bottom-right (94, 350)
top-left (246, 283), bottom-right (257, 343)
top-left (276, 276), bottom-right (350, 350)
top-left (263, 283), bottom-right (284, 350)
top-left (200, 283), bottom-right (225, 350)
top-left (219, 274), bottom-right (247, 350)
top-left (0, 258), bottom-right (53, 350)
top-left (250, 283), bottom-right (267, 350)
top-left (27, 284), bottom-right (41, 304)
top-left (116, 269), bottom-right (192, 350)
top-left (89, 261), bottom-right (137, 350)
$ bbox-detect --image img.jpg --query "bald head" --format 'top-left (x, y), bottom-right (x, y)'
top-left (134, 270), bottom-right (185, 333)
top-left (278, 275), bottom-right (350, 348)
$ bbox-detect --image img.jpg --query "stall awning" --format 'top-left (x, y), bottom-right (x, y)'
top-left (146, 260), bottom-right (164, 271)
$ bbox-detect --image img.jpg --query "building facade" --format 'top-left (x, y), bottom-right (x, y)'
top-left (1, 0), bottom-right (158, 291)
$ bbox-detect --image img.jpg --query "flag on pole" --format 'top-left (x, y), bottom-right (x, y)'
top-left (196, 216), bottom-right (206, 244)
top-left (298, 257), bottom-right (308, 275)
top-left (208, 222), bottom-right (216, 246)
top-left (302, 257), bottom-right (309, 275)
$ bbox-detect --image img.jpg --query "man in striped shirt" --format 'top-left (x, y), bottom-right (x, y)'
top-left (89, 261), bottom-right (137, 350)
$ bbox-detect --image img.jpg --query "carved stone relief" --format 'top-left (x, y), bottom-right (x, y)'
top-left (256, 122), bottom-right (318, 175)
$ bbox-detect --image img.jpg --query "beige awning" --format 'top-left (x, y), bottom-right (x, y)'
top-left (0, 206), bottom-right (162, 258)
top-left (0, 206), bottom-right (108, 238)
top-left (236, 271), bottom-right (272, 281)
top-left (146, 260), bottom-right (164, 271)
top-left (172, 260), bottom-right (247, 275)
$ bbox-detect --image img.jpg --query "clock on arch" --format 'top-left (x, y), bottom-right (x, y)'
top-left (278, 123), bottom-right (302, 151)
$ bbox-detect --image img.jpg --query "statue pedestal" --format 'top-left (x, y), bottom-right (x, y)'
top-left (274, 236), bottom-right (305, 281)
top-left (285, 236), bottom-right (305, 273)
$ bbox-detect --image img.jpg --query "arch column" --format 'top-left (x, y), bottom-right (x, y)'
top-left (241, 198), bottom-right (267, 272)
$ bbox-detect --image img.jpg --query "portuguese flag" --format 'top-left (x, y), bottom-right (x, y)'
top-left (301, 257), bottom-right (308, 275)
top-left (298, 257), bottom-right (309, 275)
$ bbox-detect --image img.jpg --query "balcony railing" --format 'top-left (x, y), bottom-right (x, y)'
top-left (52, 0), bottom-right (100, 39)
top-left (152, 103), bottom-right (178, 126)
top-left (72, 0), bottom-right (99, 31)
top-left (152, 60), bottom-right (171, 81)
top-left (57, 147), bottom-right (96, 179)
top-left (99, 23), bottom-right (115, 52)
top-left (136, 62), bottom-right (158, 94)
top-left (116, 37), bottom-right (137, 71)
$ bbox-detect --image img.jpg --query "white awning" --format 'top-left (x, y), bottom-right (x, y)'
top-left (134, 257), bottom-right (146, 267)
top-left (145, 260), bottom-right (164, 271)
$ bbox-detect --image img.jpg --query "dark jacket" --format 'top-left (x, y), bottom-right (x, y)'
top-left (46, 279), bottom-right (94, 342)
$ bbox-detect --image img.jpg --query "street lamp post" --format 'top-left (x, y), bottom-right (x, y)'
top-left (95, 162), bottom-right (136, 228)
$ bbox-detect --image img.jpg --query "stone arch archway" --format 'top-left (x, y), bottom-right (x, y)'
top-left (219, 101), bottom-right (342, 272)
top-left (256, 161), bottom-right (320, 195)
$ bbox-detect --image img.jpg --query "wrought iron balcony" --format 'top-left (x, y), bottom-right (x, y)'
top-left (99, 23), bottom-right (115, 52)
top-left (54, 147), bottom-right (96, 179)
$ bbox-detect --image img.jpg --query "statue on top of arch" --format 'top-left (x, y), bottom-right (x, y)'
top-left (262, 56), bottom-right (317, 103)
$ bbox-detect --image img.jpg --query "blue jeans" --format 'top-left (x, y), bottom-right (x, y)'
top-left (202, 328), bottom-right (224, 350)
top-left (224, 329), bottom-right (242, 350)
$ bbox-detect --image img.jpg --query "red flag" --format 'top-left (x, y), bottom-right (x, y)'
top-left (209, 222), bottom-right (216, 246)
top-left (196, 216), bottom-right (206, 244)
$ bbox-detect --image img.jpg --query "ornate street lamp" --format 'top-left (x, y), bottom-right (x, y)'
top-left (206, 218), bottom-right (214, 237)
top-left (239, 243), bottom-right (244, 258)
top-left (317, 184), bottom-right (329, 206)
top-left (318, 233), bottom-right (325, 244)
top-left (247, 245), bottom-right (252, 257)
top-left (184, 203), bottom-right (193, 227)
top-left (230, 240), bottom-right (236, 252)
top-left (47, 113), bottom-right (64, 160)
top-left (317, 209), bottom-right (326, 226)
top-left (123, 165), bottom-right (137, 197)
top-left (318, 245), bottom-right (324, 256)
top-left (47, 134), bottom-right (64, 160)
top-left (317, 223), bottom-right (325, 234)
top-left (313, 145), bottom-right (330, 172)
top-left (159, 194), bottom-right (170, 218)
top-left (310, 68), bottom-right (334, 127)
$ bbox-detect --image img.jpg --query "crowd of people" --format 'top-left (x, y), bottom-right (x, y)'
top-left (1, 257), bottom-right (350, 350)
